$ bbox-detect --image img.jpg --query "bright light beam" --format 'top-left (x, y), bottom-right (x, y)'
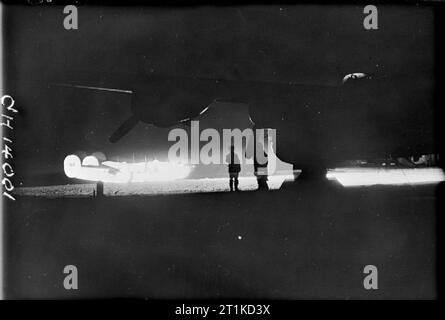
top-left (326, 167), bottom-right (445, 187)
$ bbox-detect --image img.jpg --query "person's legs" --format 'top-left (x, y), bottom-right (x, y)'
top-left (234, 173), bottom-right (239, 191)
top-left (256, 174), bottom-right (269, 190)
top-left (229, 174), bottom-right (234, 191)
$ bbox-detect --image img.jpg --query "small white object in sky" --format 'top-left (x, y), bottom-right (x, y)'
top-left (199, 106), bottom-right (209, 115)
top-left (342, 73), bottom-right (367, 83)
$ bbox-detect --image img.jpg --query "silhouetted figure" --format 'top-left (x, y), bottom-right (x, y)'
top-left (254, 158), bottom-right (269, 190)
top-left (226, 145), bottom-right (241, 192)
top-left (253, 131), bottom-right (269, 191)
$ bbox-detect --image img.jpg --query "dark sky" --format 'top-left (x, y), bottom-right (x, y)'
top-left (3, 4), bottom-right (435, 183)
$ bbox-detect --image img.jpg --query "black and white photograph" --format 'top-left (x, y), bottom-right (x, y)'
top-left (0, 0), bottom-right (444, 306)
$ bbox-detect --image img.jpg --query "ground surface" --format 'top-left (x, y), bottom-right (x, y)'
top-left (12, 176), bottom-right (293, 198)
top-left (4, 180), bottom-right (440, 299)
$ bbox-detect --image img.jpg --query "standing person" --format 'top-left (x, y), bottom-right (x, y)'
top-left (253, 130), bottom-right (269, 190)
top-left (226, 144), bottom-right (241, 192)
top-left (245, 128), bottom-right (269, 190)
top-left (254, 150), bottom-right (269, 190)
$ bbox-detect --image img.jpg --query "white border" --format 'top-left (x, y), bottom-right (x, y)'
top-left (0, 2), bottom-right (5, 301)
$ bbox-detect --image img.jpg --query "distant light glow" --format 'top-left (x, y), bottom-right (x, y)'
top-left (326, 167), bottom-right (445, 187)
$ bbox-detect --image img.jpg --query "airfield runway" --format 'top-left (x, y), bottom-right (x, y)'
top-left (12, 175), bottom-right (293, 198)
top-left (4, 179), bottom-right (440, 299)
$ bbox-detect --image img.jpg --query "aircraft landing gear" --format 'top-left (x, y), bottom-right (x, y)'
top-left (255, 174), bottom-right (269, 190)
top-left (96, 181), bottom-right (104, 197)
top-left (297, 166), bottom-right (327, 183)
